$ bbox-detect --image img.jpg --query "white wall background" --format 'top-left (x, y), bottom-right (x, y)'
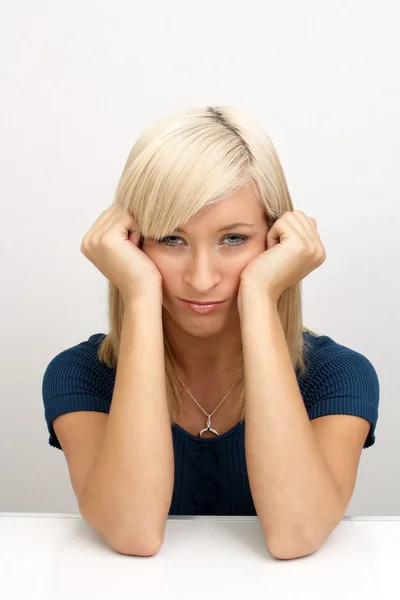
top-left (0, 0), bottom-right (398, 516)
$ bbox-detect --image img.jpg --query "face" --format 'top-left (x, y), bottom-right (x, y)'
top-left (141, 182), bottom-right (269, 332)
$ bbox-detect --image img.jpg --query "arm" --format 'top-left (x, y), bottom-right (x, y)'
top-left (80, 288), bottom-right (174, 555)
top-left (238, 288), bottom-right (345, 559)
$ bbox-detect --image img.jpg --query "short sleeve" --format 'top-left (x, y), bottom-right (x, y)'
top-left (42, 334), bottom-right (114, 451)
top-left (304, 349), bottom-right (380, 449)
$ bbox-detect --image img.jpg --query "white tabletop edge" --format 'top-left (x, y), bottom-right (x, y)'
top-left (0, 512), bottom-right (399, 521)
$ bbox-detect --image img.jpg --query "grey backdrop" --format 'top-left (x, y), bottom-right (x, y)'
top-left (0, 0), bottom-right (398, 516)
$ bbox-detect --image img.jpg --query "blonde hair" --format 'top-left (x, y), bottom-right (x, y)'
top-left (97, 105), bottom-right (320, 424)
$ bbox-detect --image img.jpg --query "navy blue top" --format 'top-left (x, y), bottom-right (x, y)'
top-left (42, 332), bottom-right (380, 516)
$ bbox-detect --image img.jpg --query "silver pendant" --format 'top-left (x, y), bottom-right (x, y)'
top-left (199, 415), bottom-right (219, 437)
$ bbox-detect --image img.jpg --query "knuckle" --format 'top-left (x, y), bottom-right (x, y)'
top-left (99, 232), bottom-right (112, 245)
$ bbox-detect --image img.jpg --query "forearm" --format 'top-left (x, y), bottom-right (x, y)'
top-left (238, 288), bottom-right (344, 556)
top-left (81, 290), bottom-right (174, 553)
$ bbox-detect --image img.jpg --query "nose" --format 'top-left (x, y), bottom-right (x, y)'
top-left (184, 251), bottom-right (222, 291)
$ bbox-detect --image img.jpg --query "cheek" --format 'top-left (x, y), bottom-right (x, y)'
top-left (148, 254), bottom-right (174, 280)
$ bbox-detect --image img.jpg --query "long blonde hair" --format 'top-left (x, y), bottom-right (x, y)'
top-left (97, 105), bottom-right (320, 424)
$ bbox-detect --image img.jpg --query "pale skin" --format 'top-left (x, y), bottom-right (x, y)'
top-left (140, 186), bottom-right (370, 558)
top-left (141, 181), bottom-right (268, 419)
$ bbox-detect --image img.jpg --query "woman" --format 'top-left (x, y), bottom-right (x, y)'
top-left (42, 105), bottom-right (379, 558)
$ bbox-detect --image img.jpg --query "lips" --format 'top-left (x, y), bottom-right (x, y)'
top-left (180, 299), bottom-right (225, 305)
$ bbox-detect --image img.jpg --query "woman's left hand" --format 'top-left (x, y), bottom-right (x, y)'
top-left (239, 210), bottom-right (327, 304)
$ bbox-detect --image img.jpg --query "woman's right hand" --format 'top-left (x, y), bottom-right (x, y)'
top-left (80, 204), bottom-right (163, 302)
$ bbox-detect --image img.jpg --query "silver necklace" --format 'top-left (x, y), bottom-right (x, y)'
top-left (175, 366), bottom-right (244, 437)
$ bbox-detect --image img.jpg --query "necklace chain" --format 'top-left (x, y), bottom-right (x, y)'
top-left (175, 365), bottom-right (244, 436)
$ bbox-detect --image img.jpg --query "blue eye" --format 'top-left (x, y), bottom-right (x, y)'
top-left (156, 234), bottom-right (249, 247)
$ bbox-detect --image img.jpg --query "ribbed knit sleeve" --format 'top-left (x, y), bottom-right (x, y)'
top-left (42, 334), bottom-right (113, 450)
top-left (302, 341), bottom-right (380, 449)
top-left (41, 331), bottom-right (380, 516)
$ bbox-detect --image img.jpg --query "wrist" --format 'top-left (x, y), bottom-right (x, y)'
top-left (238, 280), bottom-right (279, 313)
top-left (122, 284), bottom-right (163, 309)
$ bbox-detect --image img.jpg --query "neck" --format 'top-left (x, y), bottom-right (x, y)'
top-left (166, 332), bottom-right (243, 382)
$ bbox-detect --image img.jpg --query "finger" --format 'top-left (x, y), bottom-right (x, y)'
top-left (89, 205), bottom-right (122, 235)
top-left (266, 215), bottom-right (299, 249)
top-left (291, 211), bottom-right (318, 241)
top-left (293, 213), bottom-right (325, 259)
top-left (92, 205), bottom-right (140, 241)
top-left (283, 211), bottom-right (312, 240)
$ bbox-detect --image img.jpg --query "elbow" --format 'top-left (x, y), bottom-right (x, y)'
top-left (264, 511), bottom-right (342, 560)
top-left (267, 537), bottom-right (320, 560)
top-left (267, 506), bottom-right (345, 559)
top-left (266, 527), bottom-right (322, 560)
top-left (80, 504), bottom-right (164, 556)
top-left (105, 515), bottom-right (166, 556)
top-left (106, 527), bottom-right (164, 557)
top-left (79, 496), bottom-right (166, 557)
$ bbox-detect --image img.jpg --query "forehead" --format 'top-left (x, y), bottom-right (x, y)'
top-left (179, 184), bottom-right (265, 231)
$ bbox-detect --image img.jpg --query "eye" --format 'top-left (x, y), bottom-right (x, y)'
top-left (156, 234), bottom-right (249, 248)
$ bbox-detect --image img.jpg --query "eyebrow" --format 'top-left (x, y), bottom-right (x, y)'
top-left (175, 223), bottom-right (256, 233)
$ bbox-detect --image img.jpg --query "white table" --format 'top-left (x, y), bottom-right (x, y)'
top-left (1, 514), bottom-right (399, 600)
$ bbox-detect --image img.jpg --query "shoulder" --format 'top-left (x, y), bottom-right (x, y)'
top-left (300, 331), bottom-right (379, 390)
top-left (42, 333), bottom-right (113, 394)
top-left (42, 333), bottom-right (116, 449)
top-left (299, 331), bottom-right (380, 447)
